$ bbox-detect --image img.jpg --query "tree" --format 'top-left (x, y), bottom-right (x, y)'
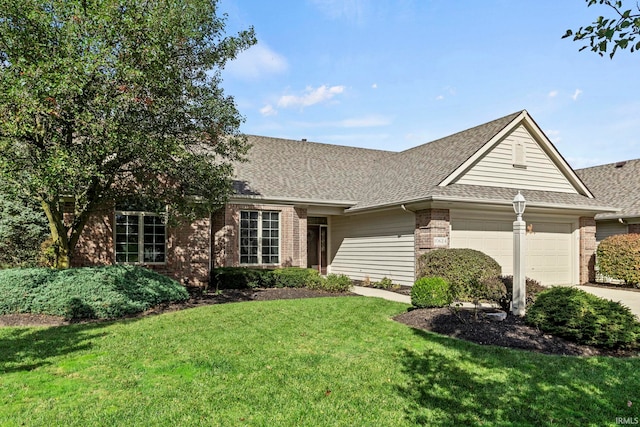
top-left (0, 181), bottom-right (49, 268)
top-left (563, 0), bottom-right (640, 58)
top-left (0, 0), bottom-right (256, 268)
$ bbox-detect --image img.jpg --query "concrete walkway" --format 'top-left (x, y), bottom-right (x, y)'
top-left (352, 285), bottom-right (640, 318)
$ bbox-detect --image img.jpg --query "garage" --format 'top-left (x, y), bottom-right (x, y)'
top-left (449, 212), bottom-right (577, 285)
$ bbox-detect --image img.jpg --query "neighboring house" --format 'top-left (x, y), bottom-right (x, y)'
top-left (74, 110), bottom-right (616, 287)
top-left (576, 159), bottom-right (640, 242)
top-left (576, 160), bottom-right (640, 283)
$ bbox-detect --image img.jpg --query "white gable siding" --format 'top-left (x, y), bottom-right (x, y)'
top-left (455, 124), bottom-right (578, 193)
top-left (330, 210), bottom-right (415, 286)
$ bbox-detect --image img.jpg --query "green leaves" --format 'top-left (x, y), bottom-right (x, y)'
top-left (0, 0), bottom-right (256, 264)
top-left (564, 0), bottom-right (640, 58)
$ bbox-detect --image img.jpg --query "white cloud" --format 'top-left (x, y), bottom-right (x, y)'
top-left (277, 85), bottom-right (345, 108)
top-left (548, 90), bottom-right (558, 98)
top-left (372, 83), bottom-right (378, 89)
top-left (572, 89), bottom-right (583, 101)
top-left (545, 129), bottom-right (561, 143)
top-left (435, 95), bottom-right (444, 101)
top-left (259, 104), bottom-right (277, 116)
top-left (224, 43), bottom-right (288, 80)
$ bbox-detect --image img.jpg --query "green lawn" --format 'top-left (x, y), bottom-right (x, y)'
top-left (0, 297), bottom-right (638, 426)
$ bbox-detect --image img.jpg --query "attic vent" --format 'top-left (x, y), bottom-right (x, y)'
top-left (512, 141), bottom-right (527, 169)
top-left (615, 161), bottom-right (627, 168)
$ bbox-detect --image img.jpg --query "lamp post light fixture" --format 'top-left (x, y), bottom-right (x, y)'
top-left (512, 191), bottom-right (527, 317)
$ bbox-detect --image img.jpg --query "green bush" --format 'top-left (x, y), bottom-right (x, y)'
top-left (468, 276), bottom-right (507, 306)
top-left (211, 267), bottom-right (273, 289)
top-left (498, 276), bottom-right (547, 311)
top-left (0, 266), bottom-right (189, 319)
top-left (416, 249), bottom-right (502, 301)
top-left (411, 276), bottom-right (453, 308)
top-left (267, 268), bottom-right (322, 288)
top-left (371, 277), bottom-right (399, 290)
top-left (597, 234), bottom-right (640, 286)
top-left (311, 273), bottom-right (352, 293)
top-left (526, 286), bottom-right (640, 349)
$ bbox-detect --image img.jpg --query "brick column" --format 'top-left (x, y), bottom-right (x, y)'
top-left (294, 207), bottom-right (307, 268)
top-left (579, 217), bottom-right (597, 284)
top-left (415, 209), bottom-right (450, 274)
top-left (628, 224), bottom-right (640, 234)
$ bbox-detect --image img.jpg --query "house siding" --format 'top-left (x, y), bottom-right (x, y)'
top-left (455, 124), bottom-right (577, 193)
top-left (330, 209), bottom-right (415, 286)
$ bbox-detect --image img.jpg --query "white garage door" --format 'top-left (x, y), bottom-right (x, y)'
top-left (450, 217), bottom-right (574, 285)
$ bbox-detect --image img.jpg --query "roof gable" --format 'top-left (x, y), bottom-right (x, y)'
top-left (438, 111), bottom-right (593, 198)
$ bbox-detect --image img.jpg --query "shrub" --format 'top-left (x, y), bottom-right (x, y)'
top-left (0, 266), bottom-right (189, 319)
top-left (526, 286), bottom-right (640, 349)
top-left (267, 268), bottom-right (322, 288)
top-left (211, 267), bottom-right (273, 289)
top-left (411, 276), bottom-right (453, 308)
top-left (469, 276), bottom-right (507, 306)
top-left (498, 276), bottom-right (547, 311)
top-left (597, 234), bottom-right (640, 286)
top-left (310, 273), bottom-right (353, 293)
top-left (371, 277), bottom-right (399, 290)
top-left (416, 248), bottom-right (502, 301)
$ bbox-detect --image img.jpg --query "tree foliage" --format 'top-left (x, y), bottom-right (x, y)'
top-left (0, 0), bottom-right (256, 268)
top-left (564, 0), bottom-right (640, 58)
top-left (0, 181), bottom-right (49, 268)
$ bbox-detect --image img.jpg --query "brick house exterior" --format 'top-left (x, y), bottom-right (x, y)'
top-left (73, 111), bottom-right (623, 287)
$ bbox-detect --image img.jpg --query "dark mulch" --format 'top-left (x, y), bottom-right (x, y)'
top-left (394, 306), bottom-right (638, 357)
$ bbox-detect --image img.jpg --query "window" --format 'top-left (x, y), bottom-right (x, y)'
top-left (115, 212), bottom-right (166, 263)
top-left (240, 210), bottom-right (279, 265)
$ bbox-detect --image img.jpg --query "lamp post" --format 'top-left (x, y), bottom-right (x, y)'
top-left (512, 191), bottom-right (526, 316)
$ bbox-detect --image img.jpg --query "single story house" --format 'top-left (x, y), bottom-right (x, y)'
top-left (74, 110), bottom-right (617, 287)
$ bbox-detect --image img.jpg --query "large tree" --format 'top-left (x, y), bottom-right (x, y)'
top-left (0, 0), bottom-right (256, 268)
top-left (564, 0), bottom-right (640, 58)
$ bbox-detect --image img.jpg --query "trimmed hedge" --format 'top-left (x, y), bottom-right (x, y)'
top-left (0, 266), bottom-right (189, 319)
top-left (268, 268), bottom-right (322, 288)
top-left (526, 286), bottom-right (640, 349)
top-left (411, 276), bottom-right (453, 308)
top-left (211, 267), bottom-right (352, 292)
top-left (211, 267), bottom-right (274, 289)
top-left (417, 248), bottom-right (502, 301)
top-left (597, 233), bottom-right (640, 286)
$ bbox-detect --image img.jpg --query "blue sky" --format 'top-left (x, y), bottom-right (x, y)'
top-left (219, 0), bottom-right (639, 169)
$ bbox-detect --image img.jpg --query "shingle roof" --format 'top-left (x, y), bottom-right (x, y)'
top-left (576, 159), bottom-right (640, 219)
top-left (234, 112), bottom-right (612, 213)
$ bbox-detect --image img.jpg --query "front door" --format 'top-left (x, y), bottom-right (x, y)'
top-left (307, 224), bottom-right (327, 274)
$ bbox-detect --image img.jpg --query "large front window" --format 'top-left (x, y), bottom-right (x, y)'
top-left (240, 210), bottom-right (279, 265)
top-left (115, 212), bottom-right (166, 263)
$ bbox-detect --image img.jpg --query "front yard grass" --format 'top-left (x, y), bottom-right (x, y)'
top-left (0, 297), bottom-right (638, 426)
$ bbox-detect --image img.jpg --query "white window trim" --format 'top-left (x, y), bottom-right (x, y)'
top-left (239, 210), bottom-right (281, 266)
top-left (114, 210), bottom-right (167, 265)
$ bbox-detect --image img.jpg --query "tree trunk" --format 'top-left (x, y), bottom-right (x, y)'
top-left (40, 199), bottom-right (72, 269)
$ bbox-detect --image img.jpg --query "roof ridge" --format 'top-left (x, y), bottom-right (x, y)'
top-left (244, 134), bottom-right (395, 154)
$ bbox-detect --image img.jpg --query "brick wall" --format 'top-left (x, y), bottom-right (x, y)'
top-left (213, 203), bottom-right (307, 268)
top-left (579, 217), bottom-right (597, 284)
top-left (414, 208), bottom-right (450, 275)
top-left (73, 205), bottom-right (211, 287)
top-left (628, 223), bottom-right (640, 234)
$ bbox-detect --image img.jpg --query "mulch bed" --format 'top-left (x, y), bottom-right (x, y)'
top-left (1, 287), bottom-right (637, 357)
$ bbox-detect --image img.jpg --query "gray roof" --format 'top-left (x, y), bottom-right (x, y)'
top-left (576, 159), bottom-right (640, 219)
top-left (234, 111), bottom-right (611, 213)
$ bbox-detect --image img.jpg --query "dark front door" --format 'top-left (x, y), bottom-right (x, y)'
top-left (307, 224), bottom-right (327, 274)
